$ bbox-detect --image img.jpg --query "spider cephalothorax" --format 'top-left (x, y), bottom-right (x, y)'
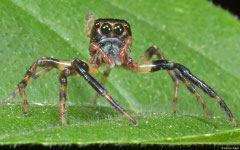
top-left (2, 13), bottom-right (238, 127)
top-left (88, 17), bottom-right (132, 68)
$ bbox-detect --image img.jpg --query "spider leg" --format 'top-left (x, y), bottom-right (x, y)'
top-left (174, 69), bottom-right (211, 116)
top-left (72, 58), bottom-right (137, 126)
top-left (2, 67), bottom-right (53, 104)
top-left (132, 60), bottom-right (237, 127)
top-left (59, 67), bottom-right (78, 125)
top-left (2, 89), bottom-right (19, 104)
top-left (17, 57), bottom-right (72, 115)
top-left (92, 67), bottom-right (111, 104)
top-left (136, 46), bottom-right (211, 115)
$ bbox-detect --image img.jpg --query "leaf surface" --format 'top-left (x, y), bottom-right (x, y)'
top-left (0, 0), bottom-right (240, 145)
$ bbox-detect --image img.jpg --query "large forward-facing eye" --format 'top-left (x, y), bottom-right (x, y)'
top-left (114, 24), bottom-right (124, 35)
top-left (101, 23), bottom-right (112, 34)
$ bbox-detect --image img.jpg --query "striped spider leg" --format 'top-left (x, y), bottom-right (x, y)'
top-left (125, 53), bottom-right (238, 127)
top-left (3, 57), bottom-right (137, 125)
top-left (91, 67), bottom-right (111, 104)
top-left (136, 46), bottom-right (211, 116)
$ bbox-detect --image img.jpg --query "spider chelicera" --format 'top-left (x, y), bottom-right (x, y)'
top-left (2, 13), bottom-right (238, 127)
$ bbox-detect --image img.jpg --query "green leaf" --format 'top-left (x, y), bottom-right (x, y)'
top-left (1, 0), bottom-right (240, 145)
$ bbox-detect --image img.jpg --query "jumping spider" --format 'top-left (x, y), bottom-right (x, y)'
top-left (2, 13), bottom-right (238, 127)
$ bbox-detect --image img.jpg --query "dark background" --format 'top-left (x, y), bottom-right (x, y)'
top-left (210, 0), bottom-right (240, 19)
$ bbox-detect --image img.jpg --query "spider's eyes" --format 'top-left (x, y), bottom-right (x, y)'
top-left (95, 21), bottom-right (101, 28)
top-left (114, 24), bottom-right (124, 35)
top-left (124, 23), bottom-right (130, 30)
top-left (101, 23), bottom-right (112, 34)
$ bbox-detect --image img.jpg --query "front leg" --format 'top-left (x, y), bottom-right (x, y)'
top-left (129, 59), bottom-right (237, 127)
top-left (92, 67), bottom-right (112, 104)
top-left (72, 58), bottom-right (137, 126)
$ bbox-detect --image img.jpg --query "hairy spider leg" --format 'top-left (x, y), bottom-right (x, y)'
top-left (2, 67), bottom-right (53, 104)
top-left (136, 46), bottom-right (211, 116)
top-left (72, 59), bottom-right (137, 126)
top-left (130, 59), bottom-right (237, 127)
top-left (92, 67), bottom-right (111, 104)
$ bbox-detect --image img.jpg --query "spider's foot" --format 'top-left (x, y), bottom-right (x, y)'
top-left (23, 112), bottom-right (29, 116)
top-left (1, 99), bottom-right (11, 104)
top-left (207, 112), bottom-right (212, 117)
top-left (61, 120), bottom-right (67, 126)
top-left (231, 118), bottom-right (238, 128)
top-left (134, 120), bottom-right (138, 127)
top-left (61, 115), bottom-right (67, 125)
top-left (91, 99), bottom-right (97, 105)
top-left (91, 94), bottom-right (99, 105)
